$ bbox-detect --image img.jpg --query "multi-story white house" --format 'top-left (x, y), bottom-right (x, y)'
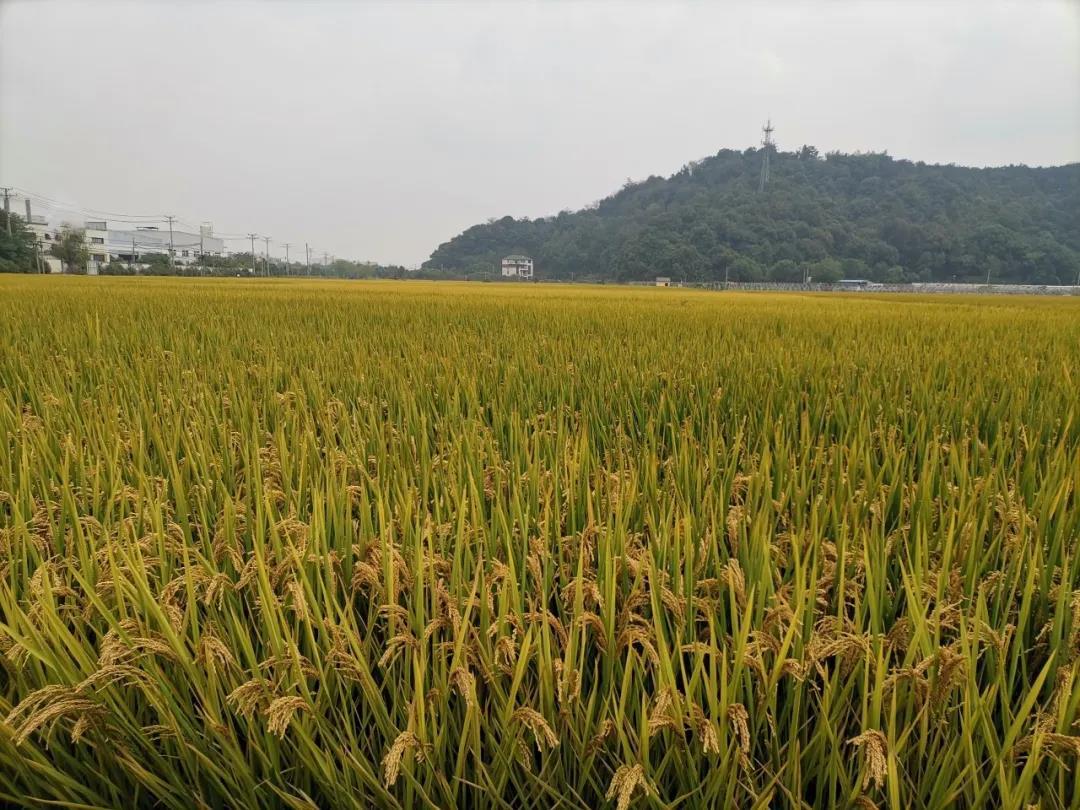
top-left (23, 207), bottom-right (105, 273)
top-left (84, 221), bottom-right (108, 274)
top-left (24, 213), bottom-right (64, 273)
top-left (501, 255), bottom-right (534, 278)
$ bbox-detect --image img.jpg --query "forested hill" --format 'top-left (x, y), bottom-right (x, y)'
top-left (423, 148), bottom-right (1080, 284)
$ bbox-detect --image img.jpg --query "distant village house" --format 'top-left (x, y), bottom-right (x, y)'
top-left (501, 255), bottom-right (534, 279)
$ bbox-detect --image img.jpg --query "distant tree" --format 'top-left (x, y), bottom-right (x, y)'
top-left (100, 261), bottom-right (135, 276)
top-left (0, 211), bottom-right (38, 273)
top-left (809, 258), bottom-right (843, 283)
top-left (840, 258), bottom-right (871, 279)
top-left (137, 253), bottom-right (171, 275)
top-left (770, 259), bottom-right (802, 283)
top-left (882, 265), bottom-right (907, 283)
top-left (50, 225), bottom-right (89, 274)
top-left (728, 257), bottom-right (765, 282)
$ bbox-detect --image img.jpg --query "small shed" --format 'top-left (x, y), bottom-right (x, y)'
top-left (655, 277), bottom-right (671, 287)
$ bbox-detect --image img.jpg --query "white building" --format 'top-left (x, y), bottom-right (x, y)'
top-left (501, 255), bottom-right (534, 278)
top-left (23, 205), bottom-right (105, 273)
top-left (24, 213), bottom-right (63, 273)
top-left (85, 221), bottom-right (108, 274)
top-left (108, 225), bottom-right (225, 265)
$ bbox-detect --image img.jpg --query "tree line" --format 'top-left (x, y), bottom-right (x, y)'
top-left (423, 147), bottom-right (1080, 285)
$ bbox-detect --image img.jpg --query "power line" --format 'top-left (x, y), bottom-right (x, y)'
top-left (87, 217), bottom-right (171, 226)
top-left (10, 187), bottom-right (227, 238)
top-left (11, 191), bottom-right (168, 227)
top-left (11, 188), bottom-right (164, 220)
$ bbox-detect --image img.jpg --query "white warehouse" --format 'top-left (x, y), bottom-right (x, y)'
top-left (108, 224), bottom-right (224, 265)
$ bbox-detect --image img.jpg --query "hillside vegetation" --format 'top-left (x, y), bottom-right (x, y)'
top-left (424, 148), bottom-right (1080, 284)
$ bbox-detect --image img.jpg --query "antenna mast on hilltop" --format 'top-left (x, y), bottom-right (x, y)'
top-left (758, 119), bottom-right (775, 192)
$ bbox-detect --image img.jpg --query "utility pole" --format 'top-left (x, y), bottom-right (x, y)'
top-left (2, 187), bottom-right (11, 235)
top-left (165, 215), bottom-right (176, 272)
top-left (264, 236), bottom-right (271, 276)
top-left (282, 242), bottom-right (291, 275)
top-left (248, 233), bottom-right (258, 276)
top-left (24, 199), bottom-right (38, 272)
top-left (758, 119), bottom-right (774, 193)
top-left (305, 243), bottom-right (311, 275)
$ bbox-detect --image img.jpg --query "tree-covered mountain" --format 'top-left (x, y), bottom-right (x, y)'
top-left (424, 147), bottom-right (1080, 284)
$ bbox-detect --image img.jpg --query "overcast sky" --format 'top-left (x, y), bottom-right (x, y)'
top-left (1, 1), bottom-right (1077, 266)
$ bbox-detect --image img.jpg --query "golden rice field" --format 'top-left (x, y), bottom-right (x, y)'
top-left (1, 276), bottom-right (1079, 810)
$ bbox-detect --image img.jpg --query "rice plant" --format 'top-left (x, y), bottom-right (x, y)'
top-left (1, 276), bottom-right (1078, 809)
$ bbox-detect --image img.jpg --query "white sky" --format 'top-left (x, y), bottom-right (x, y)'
top-left (1, 0), bottom-right (1077, 266)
